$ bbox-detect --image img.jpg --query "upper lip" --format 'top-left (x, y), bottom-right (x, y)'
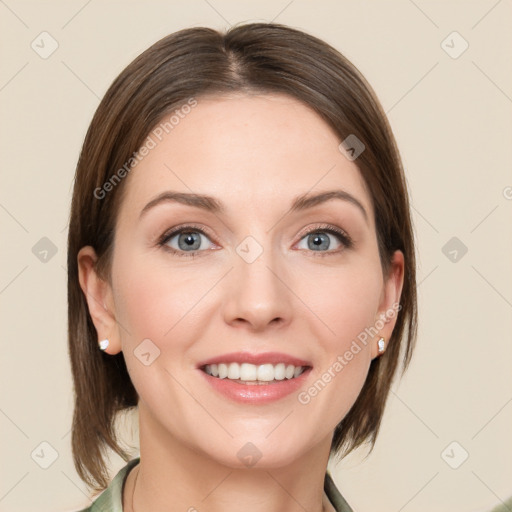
top-left (197, 351), bottom-right (312, 369)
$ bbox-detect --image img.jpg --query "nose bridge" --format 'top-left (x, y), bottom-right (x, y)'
top-left (222, 232), bottom-right (292, 329)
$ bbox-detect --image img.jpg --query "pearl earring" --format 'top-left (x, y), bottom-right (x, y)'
top-left (377, 337), bottom-right (385, 354)
top-left (99, 339), bottom-right (109, 351)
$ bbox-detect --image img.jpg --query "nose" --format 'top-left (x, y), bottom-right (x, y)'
top-left (222, 241), bottom-right (293, 332)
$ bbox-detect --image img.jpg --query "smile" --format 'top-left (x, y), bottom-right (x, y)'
top-left (202, 362), bottom-right (308, 384)
top-left (197, 352), bottom-right (313, 403)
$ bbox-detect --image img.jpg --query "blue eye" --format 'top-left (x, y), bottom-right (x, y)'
top-left (298, 231), bottom-right (340, 251)
top-left (296, 226), bottom-right (352, 255)
top-left (159, 225), bottom-right (214, 257)
top-left (158, 223), bottom-right (353, 258)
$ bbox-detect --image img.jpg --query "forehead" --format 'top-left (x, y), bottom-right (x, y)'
top-left (119, 93), bottom-right (373, 222)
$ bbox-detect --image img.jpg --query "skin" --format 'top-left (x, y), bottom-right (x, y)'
top-left (78, 93), bottom-right (404, 512)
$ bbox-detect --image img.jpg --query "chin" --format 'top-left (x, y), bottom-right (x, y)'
top-left (202, 434), bottom-right (315, 471)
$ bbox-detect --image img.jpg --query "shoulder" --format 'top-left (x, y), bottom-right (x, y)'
top-left (489, 496), bottom-right (512, 512)
top-left (324, 471), bottom-right (354, 512)
top-left (74, 458), bottom-right (140, 512)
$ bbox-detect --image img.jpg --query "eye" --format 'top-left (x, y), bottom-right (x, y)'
top-left (296, 225), bottom-right (353, 255)
top-left (157, 223), bottom-right (352, 258)
top-left (158, 225), bottom-right (216, 257)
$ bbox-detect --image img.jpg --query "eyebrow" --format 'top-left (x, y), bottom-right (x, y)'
top-left (139, 189), bottom-right (368, 223)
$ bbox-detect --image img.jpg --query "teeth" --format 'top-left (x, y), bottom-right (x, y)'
top-left (203, 362), bottom-right (306, 381)
top-left (227, 363), bottom-right (240, 380)
top-left (240, 363), bottom-right (257, 381)
top-left (218, 363), bottom-right (228, 379)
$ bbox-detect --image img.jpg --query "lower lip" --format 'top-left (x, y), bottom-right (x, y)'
top-left (198, 368), bottom-right (312, 404)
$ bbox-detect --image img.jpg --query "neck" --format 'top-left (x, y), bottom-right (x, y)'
top-left (125, 405), bottom-right (335, 512)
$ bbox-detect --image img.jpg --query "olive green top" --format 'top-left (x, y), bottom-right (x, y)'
top-left (77, 457), bottom-right (354, 511)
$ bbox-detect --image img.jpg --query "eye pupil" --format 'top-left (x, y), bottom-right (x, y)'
top-left (308, 233), bottom-right (330, 251)
top-left (179, 232), bottom-right (201, 250)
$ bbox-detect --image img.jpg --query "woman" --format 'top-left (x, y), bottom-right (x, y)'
top-left (68, 22), bottom-right (417, 512)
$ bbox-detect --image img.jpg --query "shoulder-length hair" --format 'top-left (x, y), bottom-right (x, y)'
top-left (67, 22), bottom-right (417, 492)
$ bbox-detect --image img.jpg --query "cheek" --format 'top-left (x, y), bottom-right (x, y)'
top-left (110, 251), bottom-right (209, 418)
top-left (111, 250), bottom-right (210, 346)
top-left (113, 270), bottom-right (167, 344)
top-left (311, 257), bottom-right (383, 345)
top-left (296, 260), bottom-right (382, 420)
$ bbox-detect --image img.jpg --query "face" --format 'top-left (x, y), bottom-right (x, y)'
top-left (79, 93), bottom-right (403, 469)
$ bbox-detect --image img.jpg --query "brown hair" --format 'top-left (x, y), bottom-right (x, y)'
top-left (67, 22), bottom-right (417, 492)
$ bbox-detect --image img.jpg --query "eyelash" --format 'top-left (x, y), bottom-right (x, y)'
top-left (157, 223), bottom-right (353, 258)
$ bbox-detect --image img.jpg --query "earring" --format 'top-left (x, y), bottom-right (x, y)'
top-left (99, 339), bottom-right (109, 351)
top-left (377, 337), bottom-right (385, 354)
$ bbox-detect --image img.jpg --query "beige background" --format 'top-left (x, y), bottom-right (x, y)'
top-left (1, 1), bottom-right (511, 511)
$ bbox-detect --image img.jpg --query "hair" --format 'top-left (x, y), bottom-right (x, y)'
top-left (67, 22), bottom-right (417, 492)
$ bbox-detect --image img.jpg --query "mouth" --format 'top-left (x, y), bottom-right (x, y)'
top-left (196, 352), bottom-right (313, 403)
top-left (201, 362), bottom-right (310, 385)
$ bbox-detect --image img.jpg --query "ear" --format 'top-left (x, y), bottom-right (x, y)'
top-left (77, 246), bottom-right (122, 355)
top-left (371, 250), bottom-right (405, 360)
